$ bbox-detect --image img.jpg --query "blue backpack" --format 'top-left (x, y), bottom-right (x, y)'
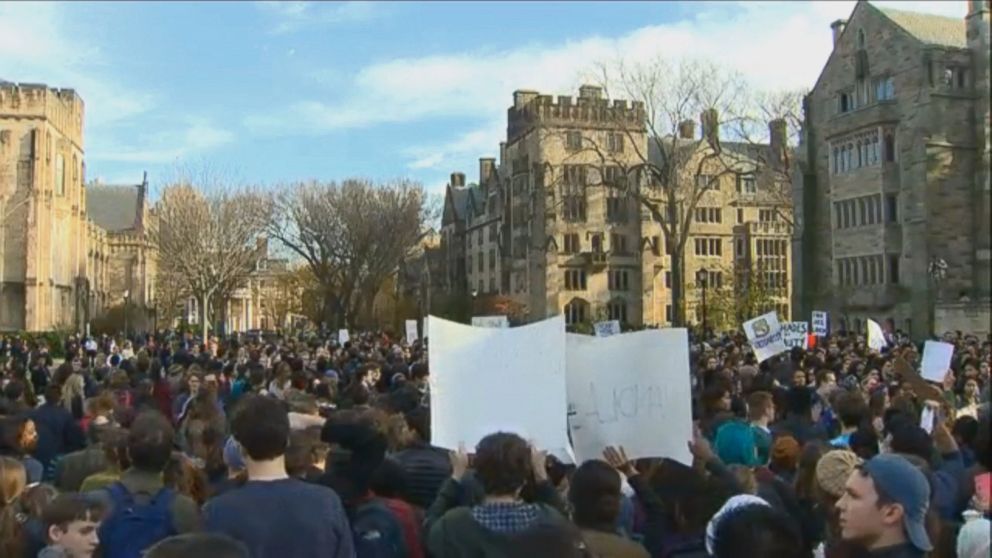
top-left (350, 498), bottom-right (408, 558)
top-left (98, 482), bottom-right (177, 558)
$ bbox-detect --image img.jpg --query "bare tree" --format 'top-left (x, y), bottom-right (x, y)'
top-left (155, 172), bottom-right (269, 339)
top-left (269, 179), bottom-right (431, 328)
top-left (154, 265), bottom-right (188, 329)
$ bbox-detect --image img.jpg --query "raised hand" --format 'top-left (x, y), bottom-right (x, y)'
top-left (529, 441), bottom-right (549, 483)
top-left (603, 445), bottom-right (637, 477)
top-left (450, 442), bottom-right (470, 482)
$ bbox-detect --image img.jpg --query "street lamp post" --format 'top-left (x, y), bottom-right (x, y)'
top-left (696, 268), bottom-right (709, 338)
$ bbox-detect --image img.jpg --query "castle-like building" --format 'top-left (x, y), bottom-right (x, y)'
top-left (441, 86), bottom-right (793, 327)
top-left (796, 0), bottom-right (991, 336)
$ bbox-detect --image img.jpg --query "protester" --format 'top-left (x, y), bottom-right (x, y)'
top-left (39, 493), bottom-right (103, 558)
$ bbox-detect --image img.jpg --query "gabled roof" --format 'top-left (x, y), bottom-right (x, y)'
top-left (86, 180), bottom-right (146, 232)
top-left (876, 6), bottom-right (967, 48)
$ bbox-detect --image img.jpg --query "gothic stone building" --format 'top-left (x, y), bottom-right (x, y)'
top-left (796, 1), bottom-right (991, 337)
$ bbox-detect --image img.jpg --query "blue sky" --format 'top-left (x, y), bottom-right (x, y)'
top-left (0, 1), bottom-right (968, 196)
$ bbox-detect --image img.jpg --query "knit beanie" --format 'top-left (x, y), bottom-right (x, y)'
top-left (770, 435), bottom-right (801, 470)
top-left (815, 449), bottom-right (863, 498)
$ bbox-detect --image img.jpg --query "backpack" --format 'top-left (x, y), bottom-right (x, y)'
top-left (97, 482), bottom-right (177, 558)
top-left (350, 498), bottom-right (409, 558)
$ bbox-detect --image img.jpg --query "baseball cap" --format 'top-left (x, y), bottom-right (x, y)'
top-left (862, 454), bottom-right (932, 552)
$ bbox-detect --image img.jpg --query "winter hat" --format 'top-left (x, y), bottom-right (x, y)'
top-left (714, 420), bottom-right (760, 466)
top-left (770, 435), bottom-right (801, 470)
top-left (223, 436), bottom-right (246, 471)
top-left (705, 494), bottom-right (769, 554)
top-left (815, 449), bottom-right (863, 499)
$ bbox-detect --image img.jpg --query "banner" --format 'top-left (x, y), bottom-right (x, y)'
top-left (593, 320), bottom-right (621, 338)
top-left (405, 319), bottom-right (419, 343)
top-left (566, 329), bottom-right (693, 465)
top-left (782, 322), bottom-right (809, 349)
top-left (811, 311), bottom-right (829, 336)
top-left (428, 315), bottom-right (570, 454)
top-left (471, 315), bottom-right (509, 329)
top-left (920, 340), bottom-right (954, 383)
top-left (867, 319), bottom-right (887, 351)
top-left (743, 311), bottom-right (788, 363)
top-left (338, 329), bottom-right (350, 344)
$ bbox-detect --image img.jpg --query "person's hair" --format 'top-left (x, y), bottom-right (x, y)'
top-left (186, 389), bottom-right (221, 423)
top-left (973, 415), bottom-right (991, 470)
top-left (815, 369), bottom-right (835, 386)
top-left (569, 460), bottom-right (621, 528)
top-left (849, 426), bottom-right (880, 460)
top-left (834, 391), bottom-right (868, 429)
top-left (145, 533), bottom-right (251, 558)
top-left (127, 411), bottom-right (175, 471)
top-left (473, 432), bottom-right (532, 496)
top-left (409, 362), bottom-right (429, 381)
top-left (404, 406), bottom-right (430, 444)
top-left (710, 504), bottom-right (808, 558)
top-left (1, 379), bottom-right (25, 403)
top-left (747, 391), bottom-right (774, 421)
top-left (0, 415), bottom-right (34, 456)
top-left (0, 456), bottom-right (27, 558)
top-left (42, 493), bottom-right (103, 535)
top-left (344, 383), bottom-right (371, 407)
top-left (890, 424), bottom-right (935, 464)
top-left (163, 453), bottom-right (209, 507)
top-left (230, 395), bottom-right (290, 461)
top-left (100, 427), bottom-right (132, 472)
top-left (785, 387), bottom-right (814, 418)
top-left (794, 441), bottom-right (828, 501)
top-left (728, 464), bottom-right (758, 494)
top-left (701, 384), bottom-right (730, 416)
top-left (285, 429), bottom-right (318, 478)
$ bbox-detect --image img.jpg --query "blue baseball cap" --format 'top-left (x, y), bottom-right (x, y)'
top-left (862, 454), bottom-right (932, 552)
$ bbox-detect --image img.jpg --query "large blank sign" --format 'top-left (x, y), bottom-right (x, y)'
top-left (566, 329), bottom-right (693, 465)
top-left (428, 315), bottom-right (570, 454)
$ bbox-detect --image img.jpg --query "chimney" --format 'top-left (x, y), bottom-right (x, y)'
top-left (831, 19), bottom-right (847, 46)
top-left (450, 172), bottom-right (466, 188)
top-left (479, 158), bottom-right (496, 184)
top-left (769, 119), bottom-right (788, 166)
top-left (578, 85), bottom-right (603, 100)
top-left (700, 109), bottom-right (720, 147)
top-left (678, 119), bottom-right (696, 139)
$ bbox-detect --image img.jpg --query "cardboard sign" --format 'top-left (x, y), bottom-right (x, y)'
top-left (593, 320), bottom-right (621, 338)
top-left (428, 315), bottom-right (571, 454)
top-left (867, 319), bottom-right (887, 351)
top-left (566, 329), bottom-right (693, 465)
top-left (338, 329), bottom-right (350, 344)
top-left (743, 311), bottom-right (789, 363)
top-left (920, 340), bottom-right (954, 383)
top-left (782, 322), bottom-right (809, 349)
top-left (405, 319), bottom-right (419, 343)
top-left (811, 311), bottom-right (829, 336)
top-left (471, 315), bottom-right (509, 329)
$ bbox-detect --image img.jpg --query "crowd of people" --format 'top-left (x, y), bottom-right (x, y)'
top-left (0, 326), bottom-right (988, 558)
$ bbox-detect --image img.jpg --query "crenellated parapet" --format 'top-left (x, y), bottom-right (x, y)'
top-left (507, 85), bottom-right (646, 142)
top-left (0, 82), bottom-right (85, 148)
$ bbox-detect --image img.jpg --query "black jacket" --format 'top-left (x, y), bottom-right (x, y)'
top-left (30, 402), bottom-right (85, 473)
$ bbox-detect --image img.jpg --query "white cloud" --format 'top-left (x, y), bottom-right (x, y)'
top-left (89, 120), bottom-right (234, 164)
top-left (404, 119), bottom-right (505, 172)
top-left (257, 1), bottom-right (383, 34)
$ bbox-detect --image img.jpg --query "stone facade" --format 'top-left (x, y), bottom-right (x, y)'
top-left (797, 1), bottom-right (991, 338)
top-left (441, 86), bottom-right (793, 327)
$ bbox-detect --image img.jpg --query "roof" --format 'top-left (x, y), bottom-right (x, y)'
top-left (876, 6), bottom-right (967, 48)
top-left (86, 182), bottom-right (144, 232)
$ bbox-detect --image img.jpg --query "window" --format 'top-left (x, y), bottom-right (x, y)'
top-left (875, 76), bottom-right (895, 101)
top-left (591, 234), bottom-right (603, 253)
top-left (665, 236), bottom-right (672, 255)
top-left (608, 269), bottom-right (630, 291)
top-left (884, 134), bottom-right (895, 161)
top-left (489, 249), bottom-right (496, 269)
top-left (737, 173), bottom-right (757, 194)
top-left (696, 174), bottom-right (715, 190)
top-left (736, 238), bottom-right (745, 258)
top-left (478, 253), bottom-right (484, 272)
top-left (477, 229), bottom-right (483, 244)
top-left (610, 233), bottom-right (629, 255)
top-left (885, 194), bottom-right (898, 223)
top-left (563, 165), bottom-right (587, 222)
top-left (956, 67), bottom-right (968, 89)
top-left (607, 132), bottom-right (624, 153)
top-left (840, 92), bottom-right (850, 113)
top-left (857, 29), bottom-right (866, 48)
top-left (858, 198), bottom-right (867, 226)
top-left (759, 209), bottom-right (777, 223)
top-left (888, 255), bottom-right (900, 284)
top-left (55, 154), bottom-right (65, 196)
top-left (606, 197), bottom-right (627, 223)
top-left (566, 131), bottom-right (582, 150)
top-left (874, 194), bottom-right (882, 223)
top-left (665, 304), bottom-right (673, 323)
top-left (651, 236), bottom-right (661, 256)
top-left (737, 208), bottom-right (744, 223)
top-left (607, 300), bottom-right (628, 323)
top-left (833, 147), bottom-right (840, 174)
top-left (564, 298), bottom-right (589, 325)
top-left (665, 271), bottom-right (672, 288)
top-left (478, 280), bottom-right (484, 294)
top-left (563, 233), bottom-right (580, 254)
top-left (695, 207), bottom-right (722, 223)
top-left (489, 223), bottom-right (498, 241)
top-left (468, 231), bottom-right (473, 248)
top-left (564, 269), bottom-right (588, 290)
top-left (694, 237), bottom-right (722, 256)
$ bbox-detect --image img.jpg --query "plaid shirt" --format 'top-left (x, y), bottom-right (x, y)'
top-left (471, 502), bottom-right (540, 533)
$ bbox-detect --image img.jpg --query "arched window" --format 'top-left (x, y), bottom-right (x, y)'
top-left (591, 234), bottom-right (602, 253)
top-left (858, 198), bottom-right (867, 225)
top-left (846, 143), bottom-right (854, 169)
top-left (607, 298), bottom-right (628, 324)
top-left (833, 147), bottom-right (839, 174)
top-left (858, 29), bottom-right (866, 49)
top-left (564, 298), bottom-right (590, 325)
top-left (857, 140), bottom-right (863, 167)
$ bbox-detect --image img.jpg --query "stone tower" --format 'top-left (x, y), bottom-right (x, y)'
top-left (967, 0), bottom-right (991, 299)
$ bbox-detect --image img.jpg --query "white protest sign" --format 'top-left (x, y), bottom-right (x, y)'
top-left (867, 319), bottom-right (887, 351)
top-left (782, 322), bottom-right (809, 349)
top-left (428, 315), bottom-right (570, 454)
top-left (566, 329), bottom-right (693, 465)
top-left (338, 329), bottom-right (350, 344)
top-left (743, 311), bottom-right (789, 363)
top-left (405, 320), bottom-right (419, 343)
top-left (919, 406), bottom-right (936, 435)
top-left (593, 320), bottom-right (621, 338)
top-left (471, 315), bottom-right (509, 328)
top-left (920, 340), bottom-right (954, 383)
top-left (811, 311), bottom-right (829, 336)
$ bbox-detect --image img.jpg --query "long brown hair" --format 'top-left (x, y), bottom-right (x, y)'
top-left (0, 456), bottom-right (27, 558)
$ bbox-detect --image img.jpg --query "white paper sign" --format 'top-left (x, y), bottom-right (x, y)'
top-left (405, 319), bottom-right (419, 343)
top-left (867, 319), bottom-right (887, 351)
top-left (428, 315), bottom-right (570, 454)
top-left (811, 311), bottom-right (829, 336)
top-left (919, 406), bottom-right (936, 435)
top-left (743, 311), bottom-right (789, 363)
top-left (782, 322), bottom-right (809, 349)
top-left (920, 340), bottom-right (954, 383)
top-left (566, 329), bottom-right (693, 465)
top-left (338, 329), bottom-right (350, 344)
top-left (471, 315), bottom-right (509, 329)
top-left (593, 320), bottom-right (621, 338)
